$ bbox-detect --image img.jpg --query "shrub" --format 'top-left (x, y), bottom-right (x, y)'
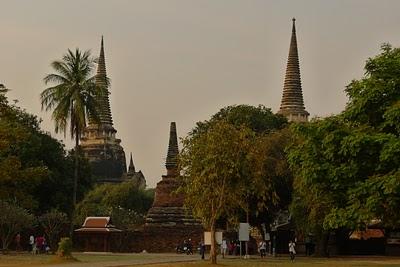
top-left (57, 237), bottom-right (73, 258)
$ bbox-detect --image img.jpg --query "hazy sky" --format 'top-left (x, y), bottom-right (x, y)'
top-left (1, 0), bottom-right (400, 187)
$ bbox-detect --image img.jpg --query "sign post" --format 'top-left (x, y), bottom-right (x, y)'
top-left (239, 223), bottom-right (250, 259)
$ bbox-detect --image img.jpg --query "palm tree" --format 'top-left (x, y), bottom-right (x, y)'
top-left (40, 49), bottom-right (106, 232)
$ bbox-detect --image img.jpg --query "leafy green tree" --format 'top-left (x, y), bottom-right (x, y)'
top-left (0, 91), bottom-right (49, 210)
top-left (288, 44), bottom-right (400, 255)
top-left (0, 90), bottom-right (92, 214)
top-left (0, 201), bottom-right (35, 252)
top-left (39, 210), bottom-right (68, 253)
top-left (179, 120), bottom-right (278, 264)
top-left (193, 104), bottom-right (287, 136)
top-left (40, 49), bottom-right (106, 229)
top-left (187, 105), bottom-right (291, 232)
top-left (74, 181), bottom-right (154, 230)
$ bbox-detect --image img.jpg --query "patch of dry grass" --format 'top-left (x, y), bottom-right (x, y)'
top-left (144, 257), bottom-right (400, 267)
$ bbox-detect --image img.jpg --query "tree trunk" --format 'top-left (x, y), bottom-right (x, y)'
top-left (2, 232), bottom-right (12, 254)
top-left (69, 134), bottom-right (79, 237)
top-left (316, 231), bottom-right (330, 257)
top-left (210, 222), bottom-right (217, 264)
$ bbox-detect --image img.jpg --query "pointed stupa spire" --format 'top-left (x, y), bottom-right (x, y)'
top-left (165, 122), bottom-right (179, 176)
top-left (128, 152), bottom-right (135, 173)
top-left (94, 36), bottom-right (114, 127)
top-left (278, 18), bottom-right (309, 122)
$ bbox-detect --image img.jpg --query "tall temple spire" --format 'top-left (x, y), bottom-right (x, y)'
top-left (278, 18), bottom-right (309, 122)
top-left (128, 152), bottom-right (135, 173)
top-left (94, 36), bottom-right (114, 127)
top-left (80, 37), bottom-right (128, 183)
top-left (165, 122), bottom-right (179, 175)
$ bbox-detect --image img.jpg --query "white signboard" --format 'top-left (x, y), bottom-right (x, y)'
top-left (204, 231), bottom-right (223, 245)
top-left (239, 223), bottom-right (249, 241)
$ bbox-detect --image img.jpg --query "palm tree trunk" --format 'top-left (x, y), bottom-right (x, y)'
top-left (69, 134), bottom-right (79, 237)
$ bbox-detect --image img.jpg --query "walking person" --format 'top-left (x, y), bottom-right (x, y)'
top-left (199, 239), bottom-right (206, 260)
top-left (15, 233), bottom-right (21, 252)
top-left (29, 235), bottom-right (34, 252)
top-left (259, 240), bottom-right (267, 259)
top-left (221, 239), bottom-right (227, 258)
top-left (289, 240), bottom-right (296, 261)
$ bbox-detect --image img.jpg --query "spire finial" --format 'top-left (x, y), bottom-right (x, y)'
top-left (128, 152), bottom-right (135, 173)
top-left (165, 122), bottom-right (179, 175)
top-left (292, 18), bottom-right (296, 33)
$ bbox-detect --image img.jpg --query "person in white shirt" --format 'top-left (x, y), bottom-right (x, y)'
top-left (259, 240), bottom-right (267, 258)
top-left (29, 235), bottom-right (34, 252)
top-left (289, 240), bottom-right (296, 261)
top-left (221, 239), bottom-right (227, 258)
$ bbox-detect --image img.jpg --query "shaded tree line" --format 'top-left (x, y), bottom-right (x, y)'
top-left (178, 45), bottom-right (400, 263)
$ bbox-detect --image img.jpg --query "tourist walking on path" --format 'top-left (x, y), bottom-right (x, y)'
top-left (29, 235), bottom-right (34, 252)
top-left (15, 233), bottom-right (21, 252)
top-left (221, 239), bottom-right (227, 258)
top-left (259, 240), bottom-right (267, 258)
top-left (199, 239), bottom-right (206, 260)
top-left (289, 240), bottom-right (296, 261)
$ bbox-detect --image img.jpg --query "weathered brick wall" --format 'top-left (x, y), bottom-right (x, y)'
top-left (142, 225), bottom-right (203, 253)
top-left (152, 176), bottom-right (184, 207)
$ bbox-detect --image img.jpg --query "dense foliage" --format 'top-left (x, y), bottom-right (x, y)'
top-left (179, 105), bottom-right (289, 263)
top-left (74, 181), bottom-right (154, 230)
top-left (288, 44), bottom-right (400, 254)
top-left (39, 210), bottom-right (69, 252)
top-left (0, 201), bottom-right (35, 251)
top-left (0, 91), bottom-right (92, 214)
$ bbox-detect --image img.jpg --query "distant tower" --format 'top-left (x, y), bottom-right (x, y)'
top-left (125, 152), bottom-right (146, 189)
top-left (278, 18), bottom-right (309, 122)
top-left (80, 37), bottom-right (127, 183)
top-left (144, 122), bottom-right (202, 252)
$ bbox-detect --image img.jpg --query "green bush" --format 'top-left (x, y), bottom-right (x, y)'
top-left (57, 237), bottom-right (73, 258)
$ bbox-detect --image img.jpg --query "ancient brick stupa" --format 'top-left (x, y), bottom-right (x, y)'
top-left (80, 37), bottom-right (127, 183)
top-left (277, 18), bottom-right (309, 122)
top-left (144, 122), bottom-right (202, 252)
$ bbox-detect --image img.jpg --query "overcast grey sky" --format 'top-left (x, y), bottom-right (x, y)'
top-left (1, 0), bottom-right (400, 187)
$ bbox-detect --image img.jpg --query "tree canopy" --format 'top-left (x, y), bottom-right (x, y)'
top-left (0, 89), bottom-right (92, 214)
top-left (179, 105), bottom-right (289, 264)
top-left (288, 44), bottom-right (400, 254)
top-left (74, 181), bottom-right (154, 230)
top-left (0, 201), bottom-right (35, 252)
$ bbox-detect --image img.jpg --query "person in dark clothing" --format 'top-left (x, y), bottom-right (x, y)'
top-left (199, 239), bottom-right (206, 259)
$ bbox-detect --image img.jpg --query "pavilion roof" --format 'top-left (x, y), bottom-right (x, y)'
top-left (74, 216), bottom-right (122, 233)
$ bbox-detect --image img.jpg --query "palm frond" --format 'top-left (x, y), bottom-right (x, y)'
top-left (40, 48), bottom-right (101, 139)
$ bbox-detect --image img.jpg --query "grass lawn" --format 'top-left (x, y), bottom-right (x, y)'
top-left (1, 253), bottom-right (400, 267)
top-left (0, 252), bottom-right (194, 266)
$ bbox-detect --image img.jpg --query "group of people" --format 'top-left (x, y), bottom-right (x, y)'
top-left (184, 237), bottom-right (298, 261)
top-left (29, 235), bottom-right (50, 254)
top-left (258, 239), bottom-right (296, 261)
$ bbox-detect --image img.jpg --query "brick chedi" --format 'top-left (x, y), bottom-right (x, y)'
top-left (277, 18), bottom-right (309, 122)
top-left (80, 37), bottom-right (127, 183)
top-left (144, 122), bottom-right (202, 252)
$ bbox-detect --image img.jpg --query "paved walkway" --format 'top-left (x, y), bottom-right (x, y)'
top-left (47, 253), bottom-right (201, 267)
